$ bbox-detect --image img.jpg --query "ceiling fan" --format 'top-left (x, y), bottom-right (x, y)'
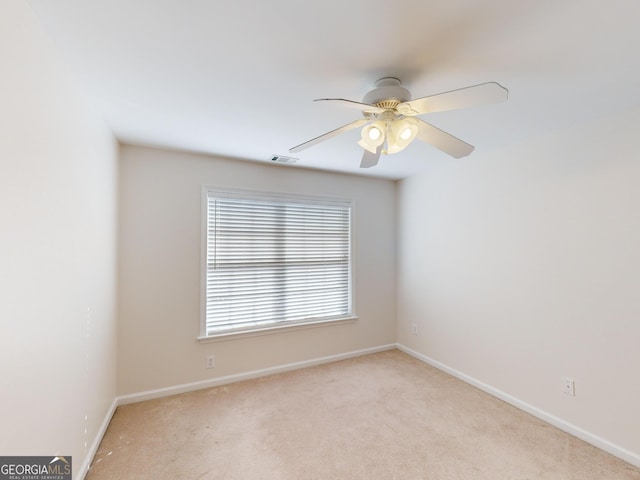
top-left (289, 77), bottom-right (508, 168)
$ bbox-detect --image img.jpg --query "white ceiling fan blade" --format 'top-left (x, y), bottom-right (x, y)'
top-left (415, 118), bottom-right (475, 158)
top-left (289, 118), bottom-right (371, 153)
top-left (360, 145), bottom-right (382, 168)
top-left (397, 82), bottom-right (508, 116)
top-left (314, 98), bottom-right (386, 114)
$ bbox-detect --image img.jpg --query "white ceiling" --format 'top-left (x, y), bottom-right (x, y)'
top-left (27, 0), bottom-right (640, 179)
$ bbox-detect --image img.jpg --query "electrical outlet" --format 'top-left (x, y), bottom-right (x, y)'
top-left (562, 377), bottom-right (575, 396)
top-left (411, 324), bottom-right (418, 335)
top-left (206, 354), bottom-right (215, 369)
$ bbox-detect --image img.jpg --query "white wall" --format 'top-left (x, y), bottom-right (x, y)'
top-left (397, 107), bottom-right (640, 464)
top-left (0, 3), bottom-right (118, 478)
top-left (117, 145), bottom-right (396, 395)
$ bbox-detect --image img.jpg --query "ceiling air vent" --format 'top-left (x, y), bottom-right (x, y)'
top-left (270, 154), bottom-right (298, 165)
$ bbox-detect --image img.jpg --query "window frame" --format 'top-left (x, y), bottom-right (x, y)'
top-left (198, 186), bottom-right (357, 342)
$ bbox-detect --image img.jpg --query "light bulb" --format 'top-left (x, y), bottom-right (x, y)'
top-left (400, 127), bottom-right (413, 140)
top-left (368, 127), bottom-right (382, 141)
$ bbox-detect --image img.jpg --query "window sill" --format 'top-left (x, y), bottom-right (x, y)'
top-left (197, 316), bottom-right (358, 343)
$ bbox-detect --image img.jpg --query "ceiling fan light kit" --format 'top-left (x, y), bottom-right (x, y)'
top-left (290, 77), bottom-right (509, 169)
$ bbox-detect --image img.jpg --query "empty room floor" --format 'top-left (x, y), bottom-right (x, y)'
top-left (87, 350), bottom-right (640, 479)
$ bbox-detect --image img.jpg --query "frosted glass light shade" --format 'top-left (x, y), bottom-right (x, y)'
top-left (386, 118), bottom-right (418, 154)
top-left (358, 121), bottom-right (386, 153)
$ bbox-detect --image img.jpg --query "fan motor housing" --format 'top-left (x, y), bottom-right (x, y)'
top-left (363, 77), bottom-right (412, 107)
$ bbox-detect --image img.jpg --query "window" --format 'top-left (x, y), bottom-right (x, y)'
top-left (201, 188), bottom-right (353, 338)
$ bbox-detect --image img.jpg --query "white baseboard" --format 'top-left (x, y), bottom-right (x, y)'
top-left (396, 343), bottom-right (640, 469)
top-left (76, 397), bottom-right (118, 480)
top-left (117, 344), bottom-right (397, 406)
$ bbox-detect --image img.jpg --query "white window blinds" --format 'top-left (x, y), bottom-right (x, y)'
top-left (203, 189), bottom-right (352, 336)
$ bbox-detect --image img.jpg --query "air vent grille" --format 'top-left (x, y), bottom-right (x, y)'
top-left (271, 155), bottom-right (298, 165)
top-left (375, 99), bottom-right (401, 109)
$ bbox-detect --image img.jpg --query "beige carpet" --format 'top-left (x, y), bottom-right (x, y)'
top-left (87, 350), bottom-right (640, 479)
